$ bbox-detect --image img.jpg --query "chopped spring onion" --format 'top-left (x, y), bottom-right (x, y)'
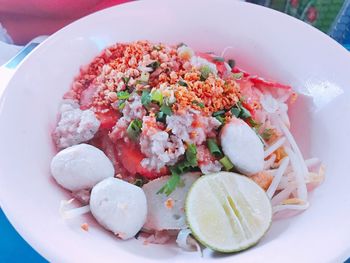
top-left (261, 128), bottom-right (273, 141)
top-left (178, 79), bottom-right (188, 87)
top-left (153, 45), bottom-right (162, 51)
top-left (248, 118), bottom-right (261, 130)
top-left (156, 111), bottom-right (166, 123)
top-left (151, 90), bottom-right (163, 105)
top-left (212, 110), bottom-right (226, 117)
top-left (141, 90), bottom-right (151, 106)
top-left (207, 139), bottom-right (222, 157)
top-left (127, 119), bottom-right (142, 140)
top-left (134, 178), bottom-right (145, 187)
top-left (215, 115), bottom-right (225, 124)
top-left (200, 65), bottom-right (211, 81)
top-left (239, 106), bottom-right (251, 119)
top-left (186, 144), bottom-right (198, 167)
top-left (147, 61), bottom-right (160, 71)
top-left (157, 171), bottom-right (180, 196)
top-left (231, 107), bottom-right (240, 118)
top-left (232, 72), bottom-right (243, 80)
top-left (228, 59), bottom-right (235, 68)
top-left (213, 56), bottom-right (225, 62)
top-left (192, 100), bottom-right (205, 108)
top-left (230, 102), bottom-right (251, 119)
top-left (117, 91), bottom-right (130, 100)
top-left (219, 156), bottom-right (234, 171)
top-left (157, 144), bottom-right (198, 195)
top-left (160, 104), bottom-right (172, 116)
top-left (157, 104), bottom-right (172, 123)
top-left (118, 101), bottom-right (126, 110)
top-left (122, 76), bottom-right (130, 85)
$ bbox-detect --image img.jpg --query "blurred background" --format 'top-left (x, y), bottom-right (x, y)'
top-left (247, 0), bottom-right (350, 49)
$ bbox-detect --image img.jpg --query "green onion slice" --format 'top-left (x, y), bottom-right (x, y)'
top-left (200, 65), bottom-right (211, 81)
top-left (160, 104), bottom-right (172, 116)
top-left (157, 143), bottom-right (198, 195)
top-left (220, 156), bottom-right (234, 171)
top-left (141, 90), bottom-right (151, 106)
top-left (117, 91), bottom-right (130, 100)
top-left (126, 119), bottom-right (142, 140)
top-left (151, 90), bottom-right (163, 105)
top-left (207, 139), bottom-right (223, 157)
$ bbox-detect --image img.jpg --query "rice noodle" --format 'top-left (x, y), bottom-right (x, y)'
top-left (264, 137), bottom-right (286, 158)
top-left (284, 147), bottom-right (308, 201)
top-left (59, 199), bottom-right (90, 219)
top-left (266, 157), bottom-right (289, 198)
top-left (176, 228), bottom-right (202, 256)
top-left (273, 202), bottom-right (309, 214)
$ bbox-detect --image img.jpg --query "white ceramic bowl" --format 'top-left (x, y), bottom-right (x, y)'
top-left (1, 0), bottom-right (350, 262)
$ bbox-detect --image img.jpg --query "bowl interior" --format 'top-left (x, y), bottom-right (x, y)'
top-left (1, 0), bottom-right (350, 262)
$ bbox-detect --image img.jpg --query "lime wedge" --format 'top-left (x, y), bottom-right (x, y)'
top-left (185, 172), bottom-right (272, 253)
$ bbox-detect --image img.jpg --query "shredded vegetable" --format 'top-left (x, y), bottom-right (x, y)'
top-left (59, 199), bottom-right (90, 219)
top-left (271, 182), bottom-right (297, 206)
top-left (176, 228), bottom-right (202, 256)
top-left (266, 157), bottom-right (290, 198)
top-left (264, 137), bottom-right (286, 158)
top-left (284, 146), bottom-right (308, 201)
top-left (273, 202), bottom-right (309, 214)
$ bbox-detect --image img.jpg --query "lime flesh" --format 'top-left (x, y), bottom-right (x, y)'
top-left (185, 172), bottom-right (272, 253)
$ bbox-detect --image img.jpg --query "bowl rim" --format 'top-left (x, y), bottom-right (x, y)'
top-left (1, 0), bottom-right (350, 262)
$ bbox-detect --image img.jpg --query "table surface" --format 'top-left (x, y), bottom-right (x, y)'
top-left (0, 33), bottom-right (349, 263)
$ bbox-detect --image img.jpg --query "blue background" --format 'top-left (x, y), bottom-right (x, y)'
top-left (0, 209), bottom-right (47, 262)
